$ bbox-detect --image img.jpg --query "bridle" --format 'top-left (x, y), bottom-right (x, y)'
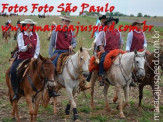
top-left (118, 53), bottom-right (145, 84)
top-left (66, 52), bottom-right (88, 80)
top-left (27, 59), bottom-right (55, 102)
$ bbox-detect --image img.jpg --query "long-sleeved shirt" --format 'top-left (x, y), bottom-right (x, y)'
top-left (95, 30), bottom-right (124, 47)
top-left (126, 30), bottom-right (147, 51)
top-left (48, 30), bottom-right (77, 57)
top-left (17, 31), bottom-right (40, 58)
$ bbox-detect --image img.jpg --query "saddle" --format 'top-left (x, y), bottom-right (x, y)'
top-left (17, 58), bottom-right (31, 82)
top-left (56, 52), bottom-right (74, 74)
top-left (89, 49), bottom-right (126, 72)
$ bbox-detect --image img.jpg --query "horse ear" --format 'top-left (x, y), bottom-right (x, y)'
top-left (80, 47), bottom-right (83, 52)
top-left (134, 50), bottom-right (137, 55)
top-left (50, 53), bottom-right (57, 61)
top-left (39, 54), bottom-right (46, 61)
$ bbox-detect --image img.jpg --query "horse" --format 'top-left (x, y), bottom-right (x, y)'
top-left (3, 30), bottom-right (11, 43)
top-left (90, 50), bottom-right (146, 118)
top-left (113, 50), bottom-right (163, 110)
top-left (5, 55), bottom-right (57, 122)
top-left (43, 47), bottom-right (91, 121)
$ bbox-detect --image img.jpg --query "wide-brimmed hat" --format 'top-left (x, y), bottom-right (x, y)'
top-left (132, 20), bottom-right (143, 26)
top-left (20, 19), bottom-right (37, 25)
top-left (104, 16), bottom-right (119, 25)
top-left (59, 16), bottom-right (72, 22)
top-left (52, 21), bottom-right (56, 25)
top-left (99, 15), bottom-right (107, 20)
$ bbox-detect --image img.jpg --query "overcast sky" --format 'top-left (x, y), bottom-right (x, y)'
top-left (0, 0), bottom-right (162, 16)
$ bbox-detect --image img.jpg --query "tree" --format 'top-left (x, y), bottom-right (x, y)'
top-left (137, 13), bottom-right (143, 17)
top-left (130, 14), bottom-right (134, 17)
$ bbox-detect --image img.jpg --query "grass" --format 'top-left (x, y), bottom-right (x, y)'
top-left (0, 15), bottom-right (162, 121)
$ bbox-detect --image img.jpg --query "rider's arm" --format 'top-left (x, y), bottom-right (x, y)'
top-left (48, 30), bottom-right (56, 57)
top-left (119, 32), bottom-right (124, 50)
top-left (17, 32), bottom-right (28, 52)
top-left (34, 33), bottom-right (40, 59)
top-left (71, 31), bottom-right (77, 49)
top-left (96, 31), bottom-right (105, 53)
top-left (143, 32), bottom-right (147, 49)
top-left (125, 31), bottom-right (133, 52)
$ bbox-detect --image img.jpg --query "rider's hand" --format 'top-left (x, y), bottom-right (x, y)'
top-left (69, 45), bottom-right (73, 51)
top-left (27, 43), bottom-right (33, 49)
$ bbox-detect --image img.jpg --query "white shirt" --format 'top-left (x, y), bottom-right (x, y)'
top-left (126, 30), bottom-right (147, 51)
top-left (17, 31), bottom-right (40, 58)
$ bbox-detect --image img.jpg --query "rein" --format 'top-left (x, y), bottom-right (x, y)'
top-left (27, 60), bottom-right (54, 102)
top-left (66, 52), bottom-right (86, 81)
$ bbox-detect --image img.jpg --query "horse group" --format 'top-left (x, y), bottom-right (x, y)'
top-left (5, 48), bottom-right (163, 121)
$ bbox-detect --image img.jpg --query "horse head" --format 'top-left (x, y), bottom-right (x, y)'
top-left (77, 47), bottom-right (91, 78)
top-left (37, 54), bottom-right (57, 87)
top-left (133, 49), bottom-right (146, 80)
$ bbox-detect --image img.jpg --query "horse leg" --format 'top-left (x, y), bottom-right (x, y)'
top-left (12, 100), bottom-right (20, 122)
top-left (113, 89), bottom-right (118, 103)
top-left (33, 94), bottom-right (42, 122)
top-left (66, 88), bottom-right (78, 121)
top-left (104, 83), bottom-right (111, 112)
top-left (116, 86), bottom-right (125, 118)
top-left (138, 84), bottom-right (144, 110)
top-left (25, 95), bottom-right (35, 122)
top-left (122, 85), bottom-right (130, 109)
top-left (90, 71), bottom-right (98, 109)
top-left (65, 100), bottom-right (71, 115)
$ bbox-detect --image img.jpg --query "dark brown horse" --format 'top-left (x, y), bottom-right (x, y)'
top-left (113, 50), bottom-right (163, 110)
top-left (3, 30), bottom-right (10, 43)
top-left (5, 55), bottom-right (56, 122)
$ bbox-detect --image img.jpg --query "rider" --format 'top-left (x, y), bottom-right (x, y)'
top-left (48, 16), bottom-right (76, 67)
top-left (14, 19), bottom-right (21, 40)
top-left (95, 17), bottom-right (124, 86)
top-left (49, 16), bottom-right (90, 91)
top-left (126, 20), bottom-right (147, 52)
top-left (10, 19), bottom-right (40, 100)
top-left (126, 20), bottom-right (147, 86)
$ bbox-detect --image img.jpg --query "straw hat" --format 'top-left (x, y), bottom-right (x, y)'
top-left (59, 16), bottom-right (72, 22)
top-left (132, 20), bottom-right (143, 26)
top-left (20, 19), bottom-right (37, 25)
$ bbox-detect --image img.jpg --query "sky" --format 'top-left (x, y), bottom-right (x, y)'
top-left (0, 0), bottom-right (162, 16)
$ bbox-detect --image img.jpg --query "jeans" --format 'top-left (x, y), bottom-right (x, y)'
top-left (52, 50), bottom-right (69, 67)
top-left (99, 51), bottom-right (109, 76)
top-left (10, 59), bottom-right (23, 92)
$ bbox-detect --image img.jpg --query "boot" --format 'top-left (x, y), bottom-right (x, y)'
top-left (79, 79), bottom-right (91, 91)
top-left (98, 76), bottom-right (104, 86)
top-left (48, 89), bottom-right (60, 97)
top-left (12, 88), bottom-right (19, 100)
top-left (86, 72), bottom-right (92, 82)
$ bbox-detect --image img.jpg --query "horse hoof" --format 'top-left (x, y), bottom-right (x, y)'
top-left (138, 107), bottom-right (143, 111)
top-left (65, 115), bottom-right (70, 119)
top-left (74, 114), bottom-right (78, 121)
top-left (119, 113), bottom-right (125, 119)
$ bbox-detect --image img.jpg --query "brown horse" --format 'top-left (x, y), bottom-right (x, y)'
top-left (113, 50), bottom-right (163, 110)
top-left (5, 55), bottom-right (57, 122)
top-left (3, 30), bottom-right (10, 43)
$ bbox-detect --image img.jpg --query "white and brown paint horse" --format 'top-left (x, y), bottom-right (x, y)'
top-left (90, 50), bottom-right (146, 118)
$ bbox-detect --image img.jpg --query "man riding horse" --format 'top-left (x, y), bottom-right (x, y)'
top-left (49, 16), bottom-right (90, 96)
top-left (95, 17), bottom-right (124, 86)
top-left (126, 20), bottom-right (148, 86)
top-left (10, 19), bottom-right (40, 100)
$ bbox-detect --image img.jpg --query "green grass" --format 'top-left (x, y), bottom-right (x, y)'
top-left (0, 15), bottom-right (163, 121)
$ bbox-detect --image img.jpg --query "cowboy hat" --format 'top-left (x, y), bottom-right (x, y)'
top-left (99, 15), bottom-right (107, 20)
top-left (132, 20), bottom-right (143, 26)
top-left (59, 16), bottom-right (72, 22)
top-left (20, 19), bottom-right (37, 25)
top-left (104, 16), bottom-right (119, 25)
